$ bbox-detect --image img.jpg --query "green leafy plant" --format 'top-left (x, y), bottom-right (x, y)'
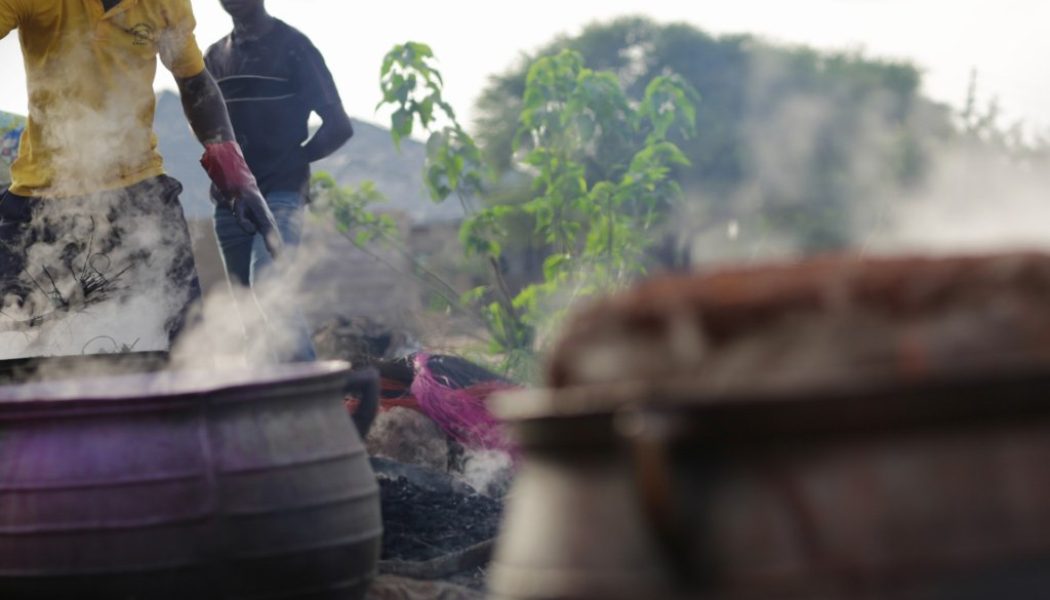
top-left (379, 42), bottom-right (484, 204)
top-left (309, 173), bottom-right (397, 246)
top-left (367, 44), bottom-right (699, 378)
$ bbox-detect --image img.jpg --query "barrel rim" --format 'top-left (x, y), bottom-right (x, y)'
top-left (494, 364), bottom-right (1050, 435)
top-left (0, 360), bottom-right (354, 420)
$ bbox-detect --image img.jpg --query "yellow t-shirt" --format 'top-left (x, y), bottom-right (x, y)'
top-left (0, 0), bottom-right (205, 197)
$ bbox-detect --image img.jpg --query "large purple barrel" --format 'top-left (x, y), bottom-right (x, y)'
top-left (0, 361), bottom-right (381, 599)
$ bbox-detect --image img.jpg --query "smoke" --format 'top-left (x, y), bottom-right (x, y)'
top-left (0, 172), bottom-right (402, 378)
top-left (0, 193), bottom-right (368, 388)
top-left (0, 181), bottom-right (196, 362)
top-left (0, 34), bottom-right (200, 364)
top-left (169, 207), bottom-right (389, 371)
top-left (863, 140), bottom-right (1050, 255)
top-left (670, 48), bottom-right (1050, 267)
top-left (24, 30), bottom-right (163, 199)
top-left (169, 239), bottom-right (308, 371)
top-left (0, 33), bottom-right (355, 373)
top-left (455, 447), bottom-right (514, 498)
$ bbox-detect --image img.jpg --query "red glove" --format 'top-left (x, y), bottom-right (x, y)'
top-left (201, 141), bottom-right (284, 259)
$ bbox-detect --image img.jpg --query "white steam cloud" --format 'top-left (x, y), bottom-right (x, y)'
top-left (674, 55), bottom-right (1050, 265)
top-left (0, 181), bottom-right (194, 361)
top-left (866, 141), bottom-right (1050, 254)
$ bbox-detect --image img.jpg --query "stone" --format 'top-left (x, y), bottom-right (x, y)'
top-left (367, 407), bottom-right (449, 471)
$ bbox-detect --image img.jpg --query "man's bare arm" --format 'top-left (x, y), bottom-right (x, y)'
top-left (303, 103), bottom-right (354, 163)
top-left (174, 70), bottom-right (282, 256)
top-left (175, 70), bottom-right (234, 146)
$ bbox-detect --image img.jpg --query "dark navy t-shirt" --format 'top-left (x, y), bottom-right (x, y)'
top-left (204, 20), bottom-right (342, 196)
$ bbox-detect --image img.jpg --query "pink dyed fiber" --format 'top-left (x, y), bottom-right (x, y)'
top-left (410, 353), bottom-right (517, 451)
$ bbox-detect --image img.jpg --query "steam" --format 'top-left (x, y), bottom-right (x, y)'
top-left (672, 54), bottom-right (1050, 265)
top-left (0, 181), bottom-right (195, 361)
top-left (26, 33), bottom-right (162, 199)
top-left (169, 212), bottom-right (373, 371)
top-left (865, 141), bottom-right (1050, 254)
top-left (0, 207), bottom-right (357, 387)
top-left (456, 447), bottom-right (514, 498)
top-left (0, 36), bottom-right (345, 371)
top-left (0, 37), bottom-right (197, 363)
top-left (168, 263), bottom-right (311, 371)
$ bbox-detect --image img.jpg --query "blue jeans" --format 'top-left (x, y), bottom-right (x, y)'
top-left (214, 190), bottom-right (317, 362)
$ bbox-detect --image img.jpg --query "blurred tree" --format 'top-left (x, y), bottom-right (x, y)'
top-left (474, 17), bottom-right (951, 255)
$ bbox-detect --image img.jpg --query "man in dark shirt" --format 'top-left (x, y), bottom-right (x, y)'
top-left (206, 0), bottom-right (353, 362)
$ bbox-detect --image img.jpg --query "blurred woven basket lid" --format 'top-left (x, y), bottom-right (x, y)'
top-left (545, 252), bottom-right (1050, 398)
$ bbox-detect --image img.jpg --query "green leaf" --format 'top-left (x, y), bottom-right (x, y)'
top-left (391, 108), bottom-right (412, 148)
top-left (396, 75), bottom-right (415, 105)
top-left (354, 230), bottom-right (373, 246)
top-left (461, 286), bottom-right (488, 305)
top-left (379, 51), bottom-right (396, 78)
top-left (542, 253), bottom-right (571, 280)
top-left (406, 41), bottom-right (434, 59)
top-left (425, 162), bottom-right (452, 201)
top-left (418, 96), bottom-right (435, 126)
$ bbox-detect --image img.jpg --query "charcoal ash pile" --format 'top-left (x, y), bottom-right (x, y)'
top-left (378, 475), bottom-right (502, 562)
top-left (371, 458), bottom-right (503, 592)
top-left (318, 320), bottom-right (518, 592)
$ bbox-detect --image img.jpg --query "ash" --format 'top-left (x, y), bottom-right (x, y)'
top-left (379, 475), bottom-right (502, 562)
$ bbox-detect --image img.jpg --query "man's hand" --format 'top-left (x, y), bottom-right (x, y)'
top-left (202, 141), bottom-right (284, 259)
top-left (231, 188), bottom-right (283, 259)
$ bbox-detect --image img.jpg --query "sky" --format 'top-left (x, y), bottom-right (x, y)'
top-left (1, 0), bottom-right (1049, 132)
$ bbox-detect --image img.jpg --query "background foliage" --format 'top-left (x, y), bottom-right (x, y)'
top-left (314, 17), bottom-right (1046, 379)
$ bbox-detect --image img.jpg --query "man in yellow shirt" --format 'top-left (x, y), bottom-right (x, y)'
top-left (0, 0), bottom-right (280, 358)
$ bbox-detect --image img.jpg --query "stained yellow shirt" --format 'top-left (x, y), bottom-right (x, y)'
top-left (0, 0), bottom-right (205, 197)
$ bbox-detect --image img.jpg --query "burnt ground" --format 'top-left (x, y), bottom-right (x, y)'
top-left (378, 475), bottom-right (503, 562)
